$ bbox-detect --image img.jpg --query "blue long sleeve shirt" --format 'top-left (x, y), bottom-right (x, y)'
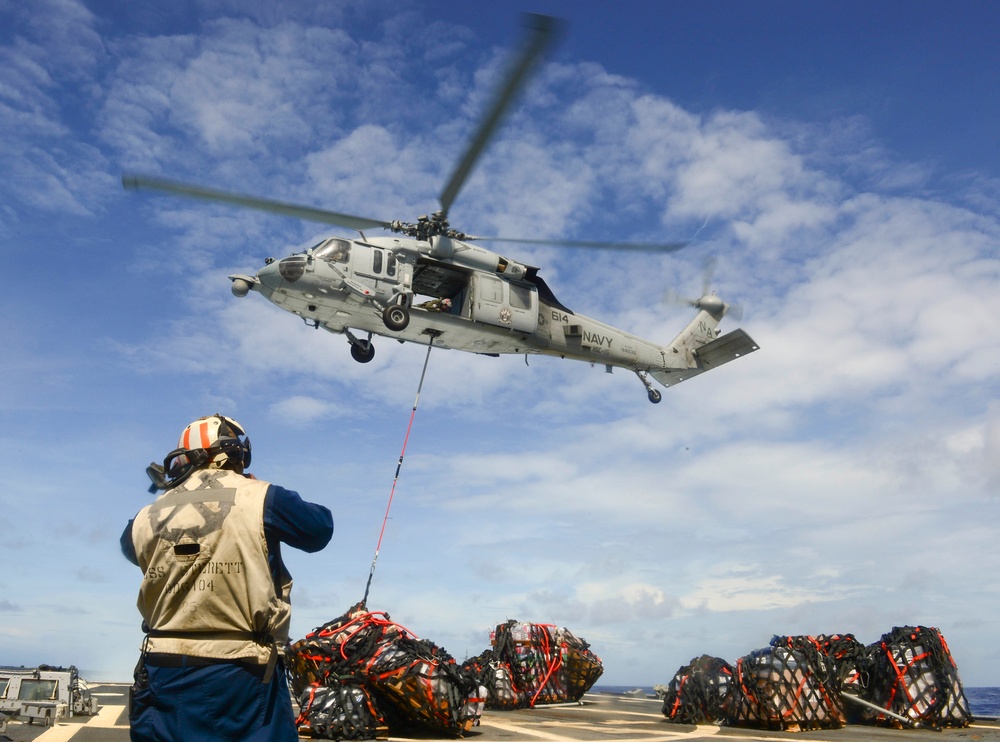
top-left (121, 483), bottom-right (334, 591)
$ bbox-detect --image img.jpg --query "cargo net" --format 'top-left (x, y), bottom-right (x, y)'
top-left (723, 638), bottom-right (847, 732)
top-left (296, 679), bottom-right (386, 740)
top-left (287, 603), bottom-right (486, 739)
top-left (464, 621), bottom-right (603, 709)
top-left (660, 655), bottom-right (733, 724)
top-left (791, 633), bottom-right (867, 685)
top-left (855, 626), bottom-right (972, 729)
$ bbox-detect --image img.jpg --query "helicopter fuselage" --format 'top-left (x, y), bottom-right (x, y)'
top-left (229, 235), bottom-right (758, 401)
top-left (129, 14), bottom-right (758, 404)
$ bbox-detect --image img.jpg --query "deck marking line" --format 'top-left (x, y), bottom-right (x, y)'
top-left (626, 736), bottom-right (720, 741)
top-left (31, 724), bottom-right (80, 742)
top-left (540, 721), bottom-right (662, 732)
top-left (561, 706), bottom-right (671, 719)
top-left (31, 703), bottom-right (128, 740)
top-left (481, 718), bottom-right (721, 741)
top-left (557, 726), bottom-right (714, 739)
top-left (90, 704), bottom-right (127, 727)
top-left (480, 718), bottom-right (586, 741)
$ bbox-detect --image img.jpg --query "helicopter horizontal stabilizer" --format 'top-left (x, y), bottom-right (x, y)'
top-left (650, 328), bottom-right (759, 388)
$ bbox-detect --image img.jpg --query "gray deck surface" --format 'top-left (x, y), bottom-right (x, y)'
top-left (3, 685), bottom-right (998, 741)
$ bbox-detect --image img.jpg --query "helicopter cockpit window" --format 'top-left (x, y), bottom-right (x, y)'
top-left (313, 238), bottom-right (351, 264)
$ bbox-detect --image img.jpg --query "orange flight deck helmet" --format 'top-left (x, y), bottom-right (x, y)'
top-left (176, 414), bottom-right (252, 471)
top-left (147, 414), bottom-right (252, 492)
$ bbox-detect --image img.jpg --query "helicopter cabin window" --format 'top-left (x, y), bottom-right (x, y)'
top-left (509, 283), bottom-right (531, 310)
top-left (480, 275), bottom-right (503, 303)
top-left (314, 239), bottom-right (351, 264)
top-left (369, 249), bottom-right (397, 277)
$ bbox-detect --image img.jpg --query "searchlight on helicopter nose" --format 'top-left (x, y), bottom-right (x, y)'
top-left (230, 277), bottom-right (254, 298)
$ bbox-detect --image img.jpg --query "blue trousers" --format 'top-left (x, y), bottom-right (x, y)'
top-left (129, 660), bottom-right (298, 741)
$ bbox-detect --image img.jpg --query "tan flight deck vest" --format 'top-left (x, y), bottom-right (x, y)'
top-left (130, 468), bottom-right (292, 664)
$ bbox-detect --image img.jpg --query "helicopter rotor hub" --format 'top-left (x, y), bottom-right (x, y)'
top-left (695, 295), bottom-right (726, 315)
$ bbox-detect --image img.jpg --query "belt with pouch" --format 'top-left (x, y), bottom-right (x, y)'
top-left (144, 653), bottom-right (253, 668)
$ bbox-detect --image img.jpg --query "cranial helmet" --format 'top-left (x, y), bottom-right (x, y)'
top-left (147, 414), bottom-right (252, 492)
top-left (177, 414), bottom-right (252, 470)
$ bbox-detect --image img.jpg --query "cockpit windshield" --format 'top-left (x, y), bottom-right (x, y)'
top-left (313, 238), bottom-right (351, 264)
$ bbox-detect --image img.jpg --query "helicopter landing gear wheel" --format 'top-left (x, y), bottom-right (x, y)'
top-left (382, 303), bottom-right (410, 332)
top-left (635, 370), bottom-right (662, 404)
top-left (350, 339), bottom-right (375, 363)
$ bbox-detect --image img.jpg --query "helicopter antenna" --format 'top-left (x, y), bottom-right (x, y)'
top-left (361, 336), bottom-right (436, 607)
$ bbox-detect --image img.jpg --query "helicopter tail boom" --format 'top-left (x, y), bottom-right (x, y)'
top-left (651, 327), bottom-right (759, 388)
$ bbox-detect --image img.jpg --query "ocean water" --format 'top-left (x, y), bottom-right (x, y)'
top-left (593, 686), bottom-right (1000, 719)
top-left (967, 687), bottom-right (1000, 718)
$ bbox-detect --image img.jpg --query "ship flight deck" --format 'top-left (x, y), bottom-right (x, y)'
top-left (3, 685), bottom-right (1000, 742)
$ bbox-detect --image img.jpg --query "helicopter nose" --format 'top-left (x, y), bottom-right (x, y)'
top-left (257, 255), bottom-right (306, 290)
top-left (256, 260), bottom-right (282, 290)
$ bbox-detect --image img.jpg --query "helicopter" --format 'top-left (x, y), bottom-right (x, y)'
top-left (123, 15), bottom-right (757, 404)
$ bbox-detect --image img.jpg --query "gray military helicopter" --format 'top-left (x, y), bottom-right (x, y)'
top-left (124, 15), bottom-right (757, 404)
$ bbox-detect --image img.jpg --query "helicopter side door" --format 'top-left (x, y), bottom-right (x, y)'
top-left (350, 244), bottom-right (403, 303)
top-left (353, 246), bottom-right (398, 283)
top-left (472, 274), bottom-right (538, 333)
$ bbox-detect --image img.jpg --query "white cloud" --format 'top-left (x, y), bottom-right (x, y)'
top-left (981, 403), bottom-right (1000, 492)
top-left (0, 0), bottom-right (110, 221)
top-left (268, 395), bottom-right (343, 425)
top-left (680, 570), bottom-right (847, 613)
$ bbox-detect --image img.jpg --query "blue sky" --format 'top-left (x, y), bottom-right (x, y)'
top-left (2, 0), bottom-right (999, 689)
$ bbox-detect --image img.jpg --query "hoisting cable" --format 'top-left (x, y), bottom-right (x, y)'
top-left (361, 335), bottom-right (435, 607)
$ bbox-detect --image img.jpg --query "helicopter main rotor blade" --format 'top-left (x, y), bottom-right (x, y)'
top-left (469, 235), bottom-right (690, 253)
top-left (122, 174), bottom-right (392, 231)
top-left (438, 13), bottom-right (560, 217)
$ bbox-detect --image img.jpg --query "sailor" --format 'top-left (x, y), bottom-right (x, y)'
top-left (418, 297), bottom-right (452, 312)
top-left (120, 414), bottom-right (333, 741)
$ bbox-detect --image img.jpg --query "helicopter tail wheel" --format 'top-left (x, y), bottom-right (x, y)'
top-left (382, 303), bottom-right (410, 332)
top-left (350, 339), bottom-right (376, 363)
top-left (635, 370), bottom-right (662, 404)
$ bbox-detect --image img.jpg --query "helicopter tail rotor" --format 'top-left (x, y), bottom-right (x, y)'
top-left (663, 256), bottom-right (745, 322)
